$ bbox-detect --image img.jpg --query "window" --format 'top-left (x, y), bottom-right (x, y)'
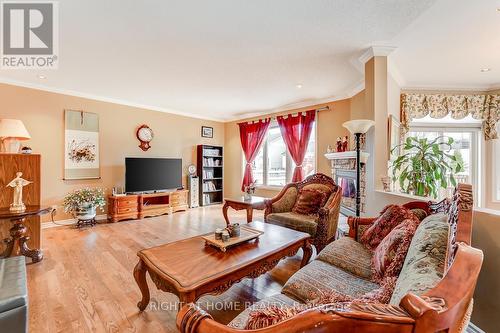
top-left (495, 125), bottom-right (500, 202)
top-left (408, 120), bottom-right (481, 201)
top-left (249, 120), bottom-right (316, 187)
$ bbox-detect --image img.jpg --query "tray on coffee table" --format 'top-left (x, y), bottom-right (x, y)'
top-left (201, 225), bottom-right (264, 252)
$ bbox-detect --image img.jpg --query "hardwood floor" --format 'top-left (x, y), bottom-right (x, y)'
top-left (28, 206), bottom-right (306, 333)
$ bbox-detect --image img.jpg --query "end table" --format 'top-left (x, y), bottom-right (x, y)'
top-left (0, 206), bottom-right (51, 263)
top-left (222, 196), bottom-right (267, 226)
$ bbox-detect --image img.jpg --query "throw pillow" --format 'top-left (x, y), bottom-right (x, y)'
top-left (410, 208), bottom-right (428, 221)
top-left (291, 188), bottom-right (328, 215)
top-left (360, 204), bottom-right (417, 250)
top-left (372, 216), bottom-right (420, 282)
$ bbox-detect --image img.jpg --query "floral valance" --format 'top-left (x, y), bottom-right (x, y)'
top-left (401, 93), bottom-right (500, 140)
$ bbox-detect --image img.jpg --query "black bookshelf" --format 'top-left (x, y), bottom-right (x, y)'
top-left (197, 145), bottom-right (223, 206)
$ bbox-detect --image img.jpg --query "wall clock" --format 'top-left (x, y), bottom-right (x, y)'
top-left (187, 164), bottom-right (197, 176)
top-left (136, 124), bottom-right (154, 151)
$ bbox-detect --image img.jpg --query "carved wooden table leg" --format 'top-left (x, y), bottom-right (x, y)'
top-left (246, 207), bottom-right (253, 223)
top-left (4, 217), bottom-right (44, 262)
top-left (300, 240), bottom-right (313, 268)
top-left (0, 238), bottom-right (13, 258)
top-left (19, 235), bottom-right (43, 263)
top-left (222, 202), bottom-right (230, 226)
top-left (134, 259), bottom-right (150, 311)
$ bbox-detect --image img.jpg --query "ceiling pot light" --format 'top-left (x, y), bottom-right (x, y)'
top-left (296, 84), bottom-right (303, 89)
top-left (480, 68), bottom-right (491, 72)
top-left (37, 74), bottom-right (46, 79)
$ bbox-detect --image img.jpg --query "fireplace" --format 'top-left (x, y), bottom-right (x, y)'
top-left (324, 151), bottom-right (368, 216)
top-left (335, 169), bottom-right (357, 216)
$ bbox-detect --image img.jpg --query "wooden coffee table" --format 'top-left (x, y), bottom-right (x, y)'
top-left (133, 221), bottom-right (312, 310)
top-left (222, 195), bottom-right (267, 225)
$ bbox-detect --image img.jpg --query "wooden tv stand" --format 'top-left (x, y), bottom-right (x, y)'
top-left (108, 190), bottom-right (189, 223)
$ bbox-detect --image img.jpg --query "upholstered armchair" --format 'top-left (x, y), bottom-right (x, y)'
top-left (263, 173), bottom-right (341, 252)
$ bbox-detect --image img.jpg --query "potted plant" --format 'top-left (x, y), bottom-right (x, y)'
top-left (391, 136), bottom-right (464, 198)
top-left (63, 188), bottom-right (106, 220)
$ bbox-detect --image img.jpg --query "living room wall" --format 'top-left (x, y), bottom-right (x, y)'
top-left (224, 98), bottom-right (351, 198)
top-left (0, 83), bottom-right (224, 221)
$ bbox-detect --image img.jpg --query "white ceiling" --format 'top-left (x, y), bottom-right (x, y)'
top-left (0, 0), bottom-right (498, 121)
top-left (391, 0), bottom-right (500, 90)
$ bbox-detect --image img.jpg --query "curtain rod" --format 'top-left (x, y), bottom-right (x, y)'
top-left (238, 106), bottom-right (330, 124)
top-left (268, 106), bottom-right (330, 120)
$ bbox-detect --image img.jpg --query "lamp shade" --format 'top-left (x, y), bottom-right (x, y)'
top-left (342, 119), bottom-right (375, 134)
top-left (0, 119), bottom-right (31, 140)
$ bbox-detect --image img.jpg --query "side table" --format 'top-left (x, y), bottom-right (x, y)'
top-left (222, 196), bottom-right (267, 226)
top-left (0, 206), bottom-right (51, 263)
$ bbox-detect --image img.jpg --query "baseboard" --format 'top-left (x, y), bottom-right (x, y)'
top-left (41, 214), bottom-right (108, 229)
top-left (467, 323), bottom-right (485, 333)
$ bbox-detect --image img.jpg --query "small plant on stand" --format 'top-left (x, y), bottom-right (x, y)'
top-left (63, 188), bottom-right (106, 227)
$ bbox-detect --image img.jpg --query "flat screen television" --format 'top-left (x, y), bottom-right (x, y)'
top-left (125, 157), bottom-right (182, 193)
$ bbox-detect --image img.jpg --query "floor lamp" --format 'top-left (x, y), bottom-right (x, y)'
top-left (342, 120), bottom-right (375, 217)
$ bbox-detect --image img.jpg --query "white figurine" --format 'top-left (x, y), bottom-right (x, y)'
top-left (6, 172), bottom-right (32, 212)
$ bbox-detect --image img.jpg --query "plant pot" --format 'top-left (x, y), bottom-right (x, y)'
top-left (75, 204), bottom-right (96, 220)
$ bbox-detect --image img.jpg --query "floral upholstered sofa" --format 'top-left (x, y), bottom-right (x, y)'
top-left (264, 173), bottom-right (342, 253)
top-left (177, 184), bottom-right (483, 333)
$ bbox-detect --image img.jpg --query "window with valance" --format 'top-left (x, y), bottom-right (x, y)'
top-left (400, 93), bottom-right (500, 140)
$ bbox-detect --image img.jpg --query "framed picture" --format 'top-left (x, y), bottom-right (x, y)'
top-left (201, 126), bottom-right (213, 138)
top-left (64, 110), bottom-right (100, 180)
top-left (388, 115), bottom-right (401, 160)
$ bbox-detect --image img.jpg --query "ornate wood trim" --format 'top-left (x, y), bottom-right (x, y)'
top-left (178, 304), bottom-right (213, 333)
top-left (420, 296), bottom-right (447, 313)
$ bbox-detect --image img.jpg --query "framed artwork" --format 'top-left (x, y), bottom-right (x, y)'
top-left (201, 126), bottom-right (213, 138)
top-left (64, 110), bottom-right (100, 179)
top-left (388, 115), bottom-right (401, 160)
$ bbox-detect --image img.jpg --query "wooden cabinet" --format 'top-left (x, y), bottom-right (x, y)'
top-left (108, 195), bottom-right (139, 222)
top-left (0, 154), bottom-right (41, 253)
top-left (108, 190), bottom-right (189, 222)
top-left (171, 190), bottom-right (189, 212)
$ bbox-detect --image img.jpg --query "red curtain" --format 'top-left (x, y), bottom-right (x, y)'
top-left (238, 118), bottom-right (271, 191)
top-left (277, 110), bottom-right (316, 182)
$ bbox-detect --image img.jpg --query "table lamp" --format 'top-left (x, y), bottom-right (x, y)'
top-left (0, 119), bottom-right (31, 153)
top-left (342, 119), bottom-right (375, 216)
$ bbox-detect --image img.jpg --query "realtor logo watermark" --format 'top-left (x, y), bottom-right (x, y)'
top-left (1, 1), bottom-right (58, 69)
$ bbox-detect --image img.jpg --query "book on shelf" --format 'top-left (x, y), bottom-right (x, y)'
top-left (203, 157), bottom-right (221, 167)
top-left (202, 169), bottom-right (215, 178)
top-left (203, 181), bottom-right (217, 192)
top-left (203, 148), bottom-right (220, 157)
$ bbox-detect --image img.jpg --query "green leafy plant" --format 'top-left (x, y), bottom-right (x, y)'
top-left (391, 136), bottom-right (464, 198)
top-left (63, 188), bottom-right (106, 213)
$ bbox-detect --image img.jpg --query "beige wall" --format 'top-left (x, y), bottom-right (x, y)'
top-left (224, 100), bottom-right (351, 198)
top-left (0, 83), bottom-right (224, 220)
top-left (472, 209), bottom-right (500, 333)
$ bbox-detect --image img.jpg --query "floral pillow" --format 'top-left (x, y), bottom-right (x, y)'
top-left (372, 216), bottom-right (420, 281)
top-left (360, 204), bottom-right (417, 250)
top-left (291, 188), bottom-right (328, 215)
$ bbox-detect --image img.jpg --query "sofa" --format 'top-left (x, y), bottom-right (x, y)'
top-left (0, 256), bottom-right (28, 333)
top-left (264, 173), bottom-right (341, 253)
top-left (177, 183), bottom-right (483, 333)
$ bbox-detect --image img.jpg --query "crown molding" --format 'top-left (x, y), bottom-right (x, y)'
top-left (225, 79), bottom-right (365, 122)
top-left (358, 46), bottom-right (398, 65)
top-left (402, 83), bottom-right (497, 92)
top-left (0, 77), bottom-right (226, 122)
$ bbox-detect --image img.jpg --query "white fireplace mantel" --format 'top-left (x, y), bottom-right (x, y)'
top-left (324, 151), bottom-right (370, 164)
